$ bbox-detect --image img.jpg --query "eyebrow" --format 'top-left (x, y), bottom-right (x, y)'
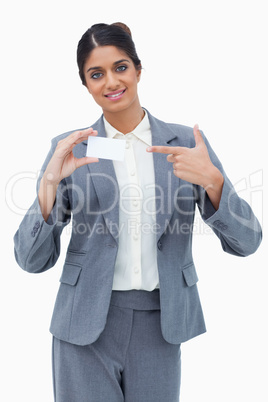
top-left (86, 59), bottom-right (130, 73)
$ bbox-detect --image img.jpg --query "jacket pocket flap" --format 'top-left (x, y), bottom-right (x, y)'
top-left (182, 264), bottom-right (199, 287)
top-left (60, 264), bottom-right (82, 286)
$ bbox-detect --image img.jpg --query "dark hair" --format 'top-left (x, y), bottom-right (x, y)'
top-left (77, 22), bottom-right (141, 86)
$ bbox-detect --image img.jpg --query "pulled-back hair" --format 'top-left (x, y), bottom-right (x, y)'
top-left (77, 22), bottom-right (142, 86)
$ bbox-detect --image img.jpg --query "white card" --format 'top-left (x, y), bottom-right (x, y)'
top-left (86, 136), bottom-right (126, 161)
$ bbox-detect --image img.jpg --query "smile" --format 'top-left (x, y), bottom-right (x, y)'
top-left (105, 89), bottom-right (126, 100)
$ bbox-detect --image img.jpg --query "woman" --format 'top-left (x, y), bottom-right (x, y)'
top-left (14, 22), bottom-right (262, 402)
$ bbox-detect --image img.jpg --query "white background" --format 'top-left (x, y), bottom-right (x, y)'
top-left (1, 0), bottom-right (267, 401)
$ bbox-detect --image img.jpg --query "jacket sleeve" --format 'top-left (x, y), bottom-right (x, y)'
top-left (14, 138), bottom-right (71, 273)
top-left (195, 132), bottom-right (262, 257)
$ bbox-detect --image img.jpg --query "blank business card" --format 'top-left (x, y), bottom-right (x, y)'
top-left (86, 136), bottom-right (126, 161)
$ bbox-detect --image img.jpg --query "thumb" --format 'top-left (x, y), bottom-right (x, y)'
top-left (193, 124), bottom-right (204, 147)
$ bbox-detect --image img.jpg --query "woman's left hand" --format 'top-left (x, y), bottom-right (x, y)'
top-left (147, 124), bottom-right (224, 210)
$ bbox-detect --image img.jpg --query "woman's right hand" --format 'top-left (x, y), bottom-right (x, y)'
top-left (38, 127), bottom-right (99, 221)
top-left (43, 127), bottom-right (99, 185)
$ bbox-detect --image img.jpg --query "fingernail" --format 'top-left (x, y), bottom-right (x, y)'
top-left (146, 147), bottom-right (152, 152)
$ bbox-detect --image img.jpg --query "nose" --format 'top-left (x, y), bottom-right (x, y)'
top-left (105, 71), bottom-right (120, 90)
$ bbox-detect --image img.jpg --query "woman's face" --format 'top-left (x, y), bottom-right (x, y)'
top-left (84, 46), bottom-right (141, 115)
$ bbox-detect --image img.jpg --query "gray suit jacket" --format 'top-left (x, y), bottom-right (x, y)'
top-left (14, 109), bottom-right (262, 345)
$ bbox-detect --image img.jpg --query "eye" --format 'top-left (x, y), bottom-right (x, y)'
top-left (116, 65), bottom-right (127, 72)
top-left (91, 72), bottom-right (103, 80)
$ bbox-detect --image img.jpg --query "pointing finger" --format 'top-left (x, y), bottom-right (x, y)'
top-left (146, 145), bottom-right (184, 154)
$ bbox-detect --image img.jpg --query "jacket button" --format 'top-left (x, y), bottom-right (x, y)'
top-left (31, 231), bottom-right (35, 238)
top-left (34, 221), bottom-right (41, 229)
top-left (213, 220), bottom-right (228, 230)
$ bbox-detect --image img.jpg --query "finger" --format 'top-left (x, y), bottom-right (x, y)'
top-left (173, 162), bottom-right (181, 171)
top-left (75, 129), bottom-right (98, 143)
top-left (167, 154), bottom-right (180, 163)
top-left (74, 128), bottom-right (98, 141)
top-left (57, 129), bottom-right (98, 156)
top-left (193, 124), bottom-right (204, 147)
top-left (59, 129), bottom-right (91, 149)
top-left (72, 127), bottom-right (94, 139)
top-left (69, 128), bottom-right (98, 147)
top-left (76, 156), bottom-right (99, 169)
top-left (167, 154), bottom-right (177, 163)
top-left (146, 145), bottom-right (184, 154)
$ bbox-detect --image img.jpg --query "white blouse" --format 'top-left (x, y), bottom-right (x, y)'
top-left (104, 110), bottom-right (159, 291)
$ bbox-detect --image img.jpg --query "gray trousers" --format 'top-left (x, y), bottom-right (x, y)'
top-left (52, 289), bottom-right (181, 401)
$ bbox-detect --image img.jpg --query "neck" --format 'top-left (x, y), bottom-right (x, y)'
top-left (103, 102), bottom-right (145, 134)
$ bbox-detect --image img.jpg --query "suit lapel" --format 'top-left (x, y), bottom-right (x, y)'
top-left (147, 110), bottom-right (181, 240)
top-left (82, 116), bottom-right (120, 242)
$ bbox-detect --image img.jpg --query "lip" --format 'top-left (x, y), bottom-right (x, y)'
top-left (104, 88), bottom-right (126, 101)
